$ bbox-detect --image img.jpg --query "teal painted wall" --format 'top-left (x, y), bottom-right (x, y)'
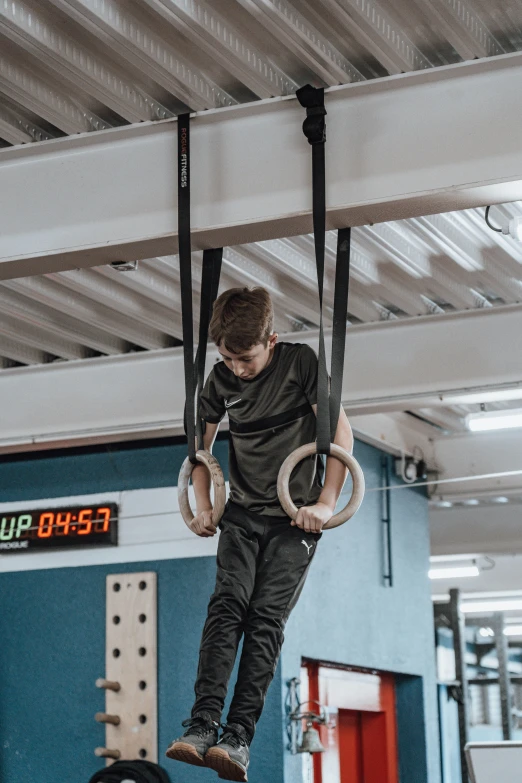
top-left (0, 436), bottom-right (440, 783)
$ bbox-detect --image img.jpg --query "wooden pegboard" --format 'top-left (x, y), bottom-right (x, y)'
top-left (100, 571), bottom-right (158, 765)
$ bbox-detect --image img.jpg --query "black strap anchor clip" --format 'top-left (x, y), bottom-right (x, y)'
top-left (296, 85), bottom-right (326, 146)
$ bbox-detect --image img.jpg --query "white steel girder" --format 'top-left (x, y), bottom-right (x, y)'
top-left (431, 428), bottom-right (522, 497)
top-left (4, 53), bottom-right (522, 277)
top-left (431, 502), bottom-right (522, 556)
top-left (0, 304), bottom-right (521, 452)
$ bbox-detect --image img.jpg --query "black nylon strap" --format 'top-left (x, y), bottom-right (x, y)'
top-left (195, 247), bottom-right (223, 449)
top-left (296, 85), bottom-right (351, 454)
top-left (330, 227), bottom-right (351, 434)
top-left (178, 113), bottom-right (196, 463)
top-left (178, 113), bottom-right (223, 461)
top-left (229, 402), bottom-right (312, 435)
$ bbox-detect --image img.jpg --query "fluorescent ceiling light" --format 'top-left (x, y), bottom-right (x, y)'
top-left (430, 554), bottom-right (479, 563)
top-left (467, 409), bottom-right (522, 432)
top-left (429, 565), bottom-right (480, 580)
top-left (442, 388), bottom-right (522, 405)
top-left (492, 496), bottom-right (509, 504)
top-left (479, 627), bottom-right (494, 638)
top-left (462, 598), bottom-right (522, 613)
top-left (504, 625), bottom-right (522, 636)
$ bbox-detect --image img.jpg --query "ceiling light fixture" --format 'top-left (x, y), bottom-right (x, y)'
top-left (504, 625), bottom-right (522, 636)
top-left (467, 409), bottom-right (522, 432)
top-left (429, 565), bottom-right (480, 580)
top-left (485, 206), bottom-right (522, 242)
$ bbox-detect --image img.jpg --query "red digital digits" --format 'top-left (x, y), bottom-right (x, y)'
top-left (77, 508), bottom-right (93, 535)
top-left (38, 512), bottom-right (54, 538)
top-left (34, 506), bottom-right (112, 539)
top-left (55, 511), bottom-right (71, 536)
top-left (95, 507), bottom-right (111, 533)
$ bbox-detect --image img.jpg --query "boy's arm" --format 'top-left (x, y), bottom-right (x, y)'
top-left (292, 405), bottom-right (354, 533)
top-left (316, 404), bottom-right (353, 512)
top-left (189, 421), bottom-right (221, 537)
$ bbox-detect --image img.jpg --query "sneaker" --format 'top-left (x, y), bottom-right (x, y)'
top-left (165, 711), bottom-right (219, 767)
top-left (205, 723), bottom-right (250, 782)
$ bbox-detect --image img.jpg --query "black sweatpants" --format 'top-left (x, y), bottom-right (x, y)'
top-left (191, 501), bottom-right (320, 739)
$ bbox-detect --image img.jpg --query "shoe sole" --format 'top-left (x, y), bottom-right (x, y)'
top-left (165, 741), bottom-right (207, 767)
top-left (205, 746), bottom-right (248, 782)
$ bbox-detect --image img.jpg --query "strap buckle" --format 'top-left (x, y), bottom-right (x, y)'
top-left (296, 85), bottom-right (327, 146)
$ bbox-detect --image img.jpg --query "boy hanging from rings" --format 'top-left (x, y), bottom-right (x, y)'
top-left (166, 286), bottom-right (353, 782)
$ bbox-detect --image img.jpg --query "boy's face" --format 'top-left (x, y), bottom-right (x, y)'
top-left (218, 333), bottom-right (278, 380)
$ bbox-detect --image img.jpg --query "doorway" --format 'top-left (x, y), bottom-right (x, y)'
top-left (301, 661), bottom-right (399, 783)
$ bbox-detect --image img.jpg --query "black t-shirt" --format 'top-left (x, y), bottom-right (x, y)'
top-left (199, 342), bottom-right (323, 516)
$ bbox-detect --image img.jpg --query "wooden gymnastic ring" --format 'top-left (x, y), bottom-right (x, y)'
top-left (178, 450), bottom-right (226, 529)
top-left (277, 443), bottom-right (365, 530)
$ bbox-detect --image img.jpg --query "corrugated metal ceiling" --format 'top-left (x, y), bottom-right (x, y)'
top-left (1, 0), bottom-right (522, 433)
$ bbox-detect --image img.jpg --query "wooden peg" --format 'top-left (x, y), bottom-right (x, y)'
top-left (94, 747), bottom-right (121, 760)
top-left (96, 678), bottom-right (121, 692)
top-left (95, 712), bottom-right (121, 726)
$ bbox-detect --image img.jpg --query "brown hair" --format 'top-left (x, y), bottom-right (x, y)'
top-left (209, 287), bottom-right (274, 353)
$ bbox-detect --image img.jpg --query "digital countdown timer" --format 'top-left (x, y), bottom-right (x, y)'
top-left (0, 503), bottom-right (118, 554)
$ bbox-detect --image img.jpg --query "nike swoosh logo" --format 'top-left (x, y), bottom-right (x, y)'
top-left (225, 398), bottom-right (242, 409)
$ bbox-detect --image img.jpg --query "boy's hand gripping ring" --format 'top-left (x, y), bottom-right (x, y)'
top-left (277, 444), bottom-right (365, 530)
top-left (178, 451), bottom-right (226, 528)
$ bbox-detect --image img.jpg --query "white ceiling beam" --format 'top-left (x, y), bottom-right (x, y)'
top-left (1, 304), bottom-right (521, 452)
top-left (431, 503), bottom-right (522, 557)
top-left (46, 0), bottom-right (235, 111)
top-left (349, 411), bottom-right (436, 465)
top-left (432, 428), bottom-right (522, 496)
top-left (4, 52), bottom-right (522, 279)
top-left (415, 407), bottom-right (467, 433)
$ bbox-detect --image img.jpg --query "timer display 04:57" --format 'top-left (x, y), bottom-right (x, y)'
top-left (0, 503), bottom-right (118, 553)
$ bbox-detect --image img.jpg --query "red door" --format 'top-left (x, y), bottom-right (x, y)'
top-left (338, 710), bottom-right (364, 783)
top-left (302, 662), bottom-right (399, 783)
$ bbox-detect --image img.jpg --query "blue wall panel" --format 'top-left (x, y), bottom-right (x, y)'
top-left (0, 437), bottom-right (230, 502)
top-left (0, 437), bottom-right (440, 783)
